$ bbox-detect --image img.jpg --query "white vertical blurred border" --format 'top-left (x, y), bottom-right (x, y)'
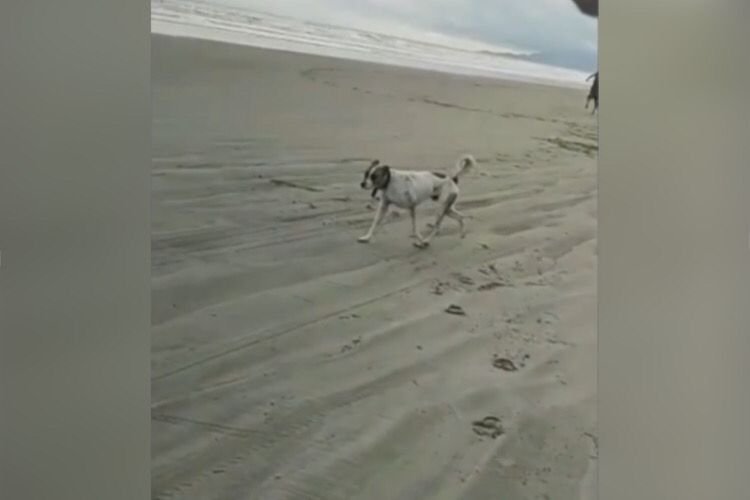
top-left (0, 1), bottom-right (150, 499)
top-left (599, 0), bottom-right (750, 499)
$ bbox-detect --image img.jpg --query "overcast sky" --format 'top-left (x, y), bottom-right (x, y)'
top-left (212, 0), bottom-right (597, 71)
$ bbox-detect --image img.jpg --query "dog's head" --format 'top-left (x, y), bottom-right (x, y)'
top-left (360, 160), bottom-right (391, 191)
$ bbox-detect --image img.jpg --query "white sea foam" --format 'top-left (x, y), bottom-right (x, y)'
top-left (151, 0), bottom-right (589, 88)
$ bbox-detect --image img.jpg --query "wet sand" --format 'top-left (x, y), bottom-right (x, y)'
top-left (151, 34), bottom-right (597, 500)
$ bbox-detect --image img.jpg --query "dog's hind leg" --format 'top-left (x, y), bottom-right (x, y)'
top-left (414, 192), bottom-right (457, 248)
top-left (358, 200), bottom-right (389, 243)
top-left (446, 206), bottom-right (466, 238)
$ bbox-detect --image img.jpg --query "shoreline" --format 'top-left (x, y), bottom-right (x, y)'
top-left (151, 22), bottom-right (589, 91)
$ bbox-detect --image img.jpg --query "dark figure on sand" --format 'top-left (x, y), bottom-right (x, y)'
top-left (567, 1), bottom-right (598, 113)
top-left (586, 72), bottom-right (598, 113)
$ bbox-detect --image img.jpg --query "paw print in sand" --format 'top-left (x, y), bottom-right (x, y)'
top-left (472, 416), bottom-right (504, 439)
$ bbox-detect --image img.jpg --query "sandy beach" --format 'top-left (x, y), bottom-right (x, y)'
top-left (151, 33), bottom-right (597, 500)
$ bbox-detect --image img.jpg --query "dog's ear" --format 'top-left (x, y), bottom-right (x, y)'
top-left (372, 165), bottom-right (391, 189)
top-left (363, 159), bottom-right (380, 180)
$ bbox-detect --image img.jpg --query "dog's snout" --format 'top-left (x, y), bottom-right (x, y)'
top-left (360, 182), bottom-right (366, 189)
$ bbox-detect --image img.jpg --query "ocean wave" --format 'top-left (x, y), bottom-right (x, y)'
top-left (151, 0), bottom-right (589, 88)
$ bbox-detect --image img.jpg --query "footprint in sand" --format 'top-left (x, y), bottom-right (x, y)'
top-left (477, 280), bottom-right (510, 291)
top-left (472, 416), bottom-right (504, 439)
top-left (445, 304), bottom-right (467, 316)
top-left (455, 274), bottom-right (474, 286)
top-left (492, 357), bottom-right (518, 372)
top-left (339, 336), bottom-right (363, 353)
top-left (431, 281), bottom-right (449, 295)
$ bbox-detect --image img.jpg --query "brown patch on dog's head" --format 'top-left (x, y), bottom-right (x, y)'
top-left (361, 160), bottom-right (391, 191)
top-left (361, 160), bottom-right (380, 189)
top-left (368, 165), bottom-right (391, 190)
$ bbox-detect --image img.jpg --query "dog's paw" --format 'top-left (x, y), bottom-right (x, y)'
top-left (413, 240), bottom-right (430, 249)
top-left (357, 236), bottom-right (371, 244)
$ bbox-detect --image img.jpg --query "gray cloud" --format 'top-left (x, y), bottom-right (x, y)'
top-left (214, 0), bottom-right (597, 70)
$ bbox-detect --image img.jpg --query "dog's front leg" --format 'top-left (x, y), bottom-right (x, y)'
top-left (358, 199), bottom-right (388, 243)
top-left (409, 206), bottom-right (425, 243)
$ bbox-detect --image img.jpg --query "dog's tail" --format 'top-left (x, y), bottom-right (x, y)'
top-left (450, 154), bottom-right (476, 182)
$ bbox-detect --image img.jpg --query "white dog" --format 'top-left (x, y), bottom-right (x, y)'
top-left (358, 154), bottom-right (476, 248)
